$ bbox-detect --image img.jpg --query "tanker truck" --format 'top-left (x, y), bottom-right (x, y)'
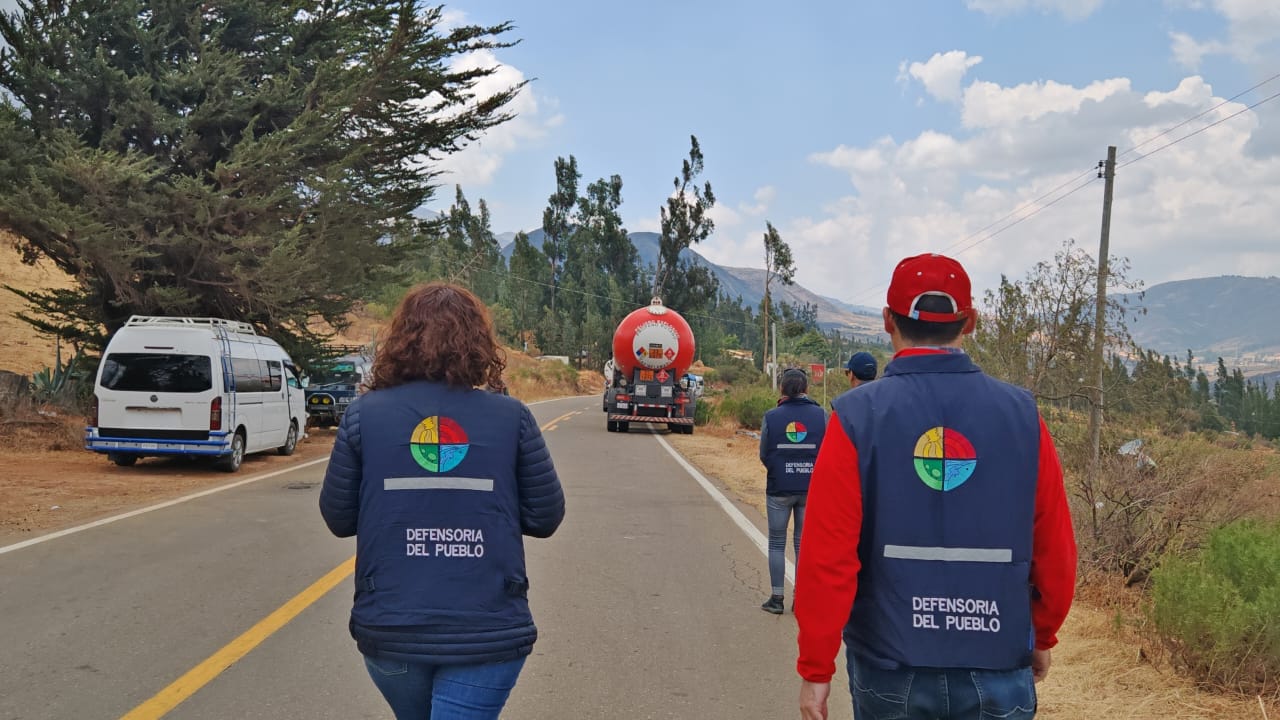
top-left (604, 298), bottom-right (697, 434)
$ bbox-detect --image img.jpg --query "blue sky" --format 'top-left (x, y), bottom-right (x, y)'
top-left (428, 0), bottom-right (1280, 306)
top-left (3, 0), bottom-right (1277, 307)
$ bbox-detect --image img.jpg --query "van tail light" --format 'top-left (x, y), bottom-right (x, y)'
top-left (90, 396), bottom-right (98, 427)
top-left (210, 397), bottom-right (223, 431)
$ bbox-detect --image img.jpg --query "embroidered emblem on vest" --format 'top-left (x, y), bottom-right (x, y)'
top-left (912, 427), bottom-right (977, 491)
top-left (410, 416), bottom-right (470, 472)
top-left (786, 421), bottom-right (808, 443)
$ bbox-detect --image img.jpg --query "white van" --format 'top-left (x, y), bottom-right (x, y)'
top-left (85, 316), bottom-right (308, 472)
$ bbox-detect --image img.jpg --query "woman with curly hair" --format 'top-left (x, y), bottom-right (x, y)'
top-left (320, 282), bottom-right (565, 720)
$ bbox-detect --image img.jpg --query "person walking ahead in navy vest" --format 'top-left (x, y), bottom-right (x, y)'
top-left (759, 368), bottom-right (827, 615)
top-left (320, 282), bottom-right (565, 720)
top-left (795, 254), bottom-right (1076, 720)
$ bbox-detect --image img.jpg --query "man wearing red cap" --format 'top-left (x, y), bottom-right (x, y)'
top-left (795, 253), bottom-right (1076, 720)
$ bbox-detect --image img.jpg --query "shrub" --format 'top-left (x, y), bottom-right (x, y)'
top-left (718, 386), bottom-right (779, 430)
top-left (1064, 429), bottom-right (1270, 584)
top-left (1150, 520), bottom-right (1280, 695)
top-left (693, 397), bottom-right (715, 426)
top-left (709, 356), bottom-right (763, 387)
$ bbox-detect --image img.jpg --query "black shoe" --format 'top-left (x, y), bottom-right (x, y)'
top-left (761, 595), bottom-right (784, 615)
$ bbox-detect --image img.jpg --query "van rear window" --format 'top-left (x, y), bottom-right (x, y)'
top-left (100, 353), bottom-right (213, 393)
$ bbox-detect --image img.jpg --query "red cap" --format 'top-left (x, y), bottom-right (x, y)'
top-left (887, 253), bottom-right (973, 323)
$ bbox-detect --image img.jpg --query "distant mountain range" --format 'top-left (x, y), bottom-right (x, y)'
top-left (498, 230), bottom-right (883, 338)
top-left (1120, 276), bottom-right (1280, 375)
top-left (496, 230), bottom-right (1280, 374)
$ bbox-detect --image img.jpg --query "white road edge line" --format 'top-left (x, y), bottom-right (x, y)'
top-left (0, 395), bottom-right (589, 556)
top-left (653, 432), bottom-right (794, 585)
top-left (0, 457), bottom-right (330, 556)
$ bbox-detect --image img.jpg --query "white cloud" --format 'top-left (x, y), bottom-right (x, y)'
top-left (1169, 0), bottom-right (1280, 68)
top-left (430, 50), bottom-right (563, 189)
top-left (792, 72), bottom-right (1280, 307)
top-left (965, 0), bottom-right (1106, 21)
top-left (962, 77), bottom-right (1130, 128)
top-left (707, 185), bottom-right (775, 229)
top-left (900, 51), bottom-right (984, 103)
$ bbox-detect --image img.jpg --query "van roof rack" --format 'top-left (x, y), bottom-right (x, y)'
top-left (124, 315), bottom-right (258, 335)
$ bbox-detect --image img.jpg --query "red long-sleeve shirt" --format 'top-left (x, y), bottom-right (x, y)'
top-left (794, 372), bottom-right (1077, 683)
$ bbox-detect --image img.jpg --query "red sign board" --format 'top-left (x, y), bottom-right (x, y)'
top-left (810, 364), bottom-right (826, 382)
top-left (657, 370), bottom-right (669, 383)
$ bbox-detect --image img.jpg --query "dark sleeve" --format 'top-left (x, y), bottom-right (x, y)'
top-left (516, 405), bottom-right (565, 538)
top-left (759, 413), bottom-right (770, 465)
top-left (319, 401), bottom-right (363, 538)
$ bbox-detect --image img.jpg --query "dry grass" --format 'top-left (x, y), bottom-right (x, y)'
top-left (0, 231), bottom-right (78, 376)
top-left (665, 422), bottom-right (1280, 720)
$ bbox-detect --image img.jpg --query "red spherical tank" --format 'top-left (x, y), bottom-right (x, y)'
top-left (612, 299), bottom-right (696, 378)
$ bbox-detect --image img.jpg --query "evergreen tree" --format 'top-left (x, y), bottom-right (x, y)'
top-left (0, 1), bottom-right (520, 361)
top-left (653, 135), bottom-right (717, 314)
top-left (760, 221), bottom-right (795, 371)
top-left (441, 187), bottom-right (503, 304)
top-left (541, 155), bottom-right (580, 322)
top-left (506, 231), bottom-right (550, 351)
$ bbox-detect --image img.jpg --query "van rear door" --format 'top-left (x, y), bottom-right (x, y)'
top-left (96, 352), bottom-right (217, 438)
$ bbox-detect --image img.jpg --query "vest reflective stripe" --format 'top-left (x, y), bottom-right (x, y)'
top-left (884, 544), bottom-right (1013, 563)
top-left (384, 477), bottom-right (495, 491)
top-left (833, 352), bottom-right (1040, 670)
top-left (763, 397), bottom-right (827, 495)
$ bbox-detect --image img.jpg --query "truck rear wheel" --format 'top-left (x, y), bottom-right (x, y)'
top-left (617, 422), bottom-right (630, 433)
top-left (606, 420), bottom-right (617, 433)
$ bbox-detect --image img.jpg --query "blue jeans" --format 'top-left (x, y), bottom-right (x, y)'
top-left (848, 650), bottom-right (1037, 720)
top-left (766, 493), bottom-right (806, 595)
top-left (363, 654), bottom-right (527, 720)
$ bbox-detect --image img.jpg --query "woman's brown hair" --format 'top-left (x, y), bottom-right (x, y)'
top-left (368, 282), bottom-right (506, 391)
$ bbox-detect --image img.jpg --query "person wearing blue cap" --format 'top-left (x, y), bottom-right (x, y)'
top-left (844, 351), bottom-right (878, 389)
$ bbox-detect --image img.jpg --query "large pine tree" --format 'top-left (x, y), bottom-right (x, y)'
top-left (0, 0), bottom-right (520, 361)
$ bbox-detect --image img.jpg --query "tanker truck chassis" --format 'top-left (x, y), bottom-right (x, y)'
top-left (605, 368), bottom-right (695, 434)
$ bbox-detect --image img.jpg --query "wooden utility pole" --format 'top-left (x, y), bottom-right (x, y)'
top-left (1089, 146), bottom-right (1117, 489)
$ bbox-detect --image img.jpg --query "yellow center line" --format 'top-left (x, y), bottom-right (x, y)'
top-left (120, 556), bottom-right (355, 719)
top-left (541, 411), bottom-right (577, 433)
top-left (121, 408), bottom-right (574, 718)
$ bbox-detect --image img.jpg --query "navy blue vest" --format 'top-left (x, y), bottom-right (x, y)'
top-left (831, 351), bottom-right (1040, 670)
top-left (763, 396), bottom-right (827, 495)
top-left (348, 382), bottom-right (535, 663)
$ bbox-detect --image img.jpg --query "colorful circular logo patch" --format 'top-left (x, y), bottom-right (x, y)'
top-left (786, 421), bottom-right (808, 443)
top-left (913, 427), bottom-right (977, 491)
top-left (410, 416), bottom-right (469, 473)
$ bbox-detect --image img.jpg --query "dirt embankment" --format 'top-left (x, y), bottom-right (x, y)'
top-left (0, 233), bottom-right (77, 376)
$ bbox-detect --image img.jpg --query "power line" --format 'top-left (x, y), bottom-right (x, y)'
top-left (841, 174), bottom-right (1103, 307)
top-left (950, 175), bottom-right (1100, 256)
top-left (1117, 71), bottom-right (1280, 160)
top-left (839, 75), bottom-right (1280, 307)
top-left (1118, 88), bottom-right (1280, 169)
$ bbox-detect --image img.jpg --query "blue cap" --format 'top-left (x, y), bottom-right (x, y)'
top-left (845, 352), bottom-right (877, 381)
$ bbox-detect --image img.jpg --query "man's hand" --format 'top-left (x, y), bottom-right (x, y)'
top-left (799, 680), bottom-right (830, 719)
top-left (1032, 648), bottom-right (1051, 682)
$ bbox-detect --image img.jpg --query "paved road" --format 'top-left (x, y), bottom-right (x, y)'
top-left (0, 396), bottom-right (851, 719)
